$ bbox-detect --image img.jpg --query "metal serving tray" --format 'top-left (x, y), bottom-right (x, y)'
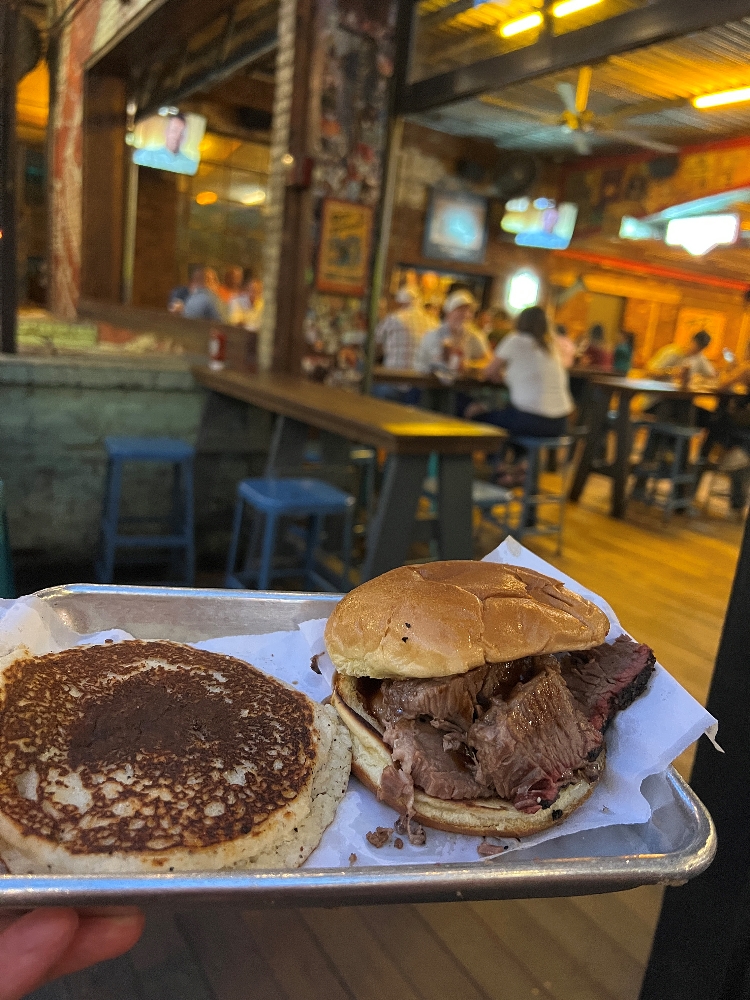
top-left (0, 584), bottom-right (715, 908)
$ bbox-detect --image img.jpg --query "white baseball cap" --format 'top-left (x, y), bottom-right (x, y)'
top-left (443, 289), bottom-right (477, 314)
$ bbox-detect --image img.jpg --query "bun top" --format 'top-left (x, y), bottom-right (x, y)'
top-left (325, 561), bottom-right (610, 679)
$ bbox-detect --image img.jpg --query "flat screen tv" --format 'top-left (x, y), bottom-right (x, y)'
top-left (422, 190), bottom-right (489, 264)
top-left (501, 197), bottom-right (578, 250)
top-left (130, 110), bottom-right (206, 176)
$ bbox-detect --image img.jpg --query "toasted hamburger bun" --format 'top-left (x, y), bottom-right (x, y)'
top-left (325, 561), bottom-right (610, 679)
top-left (331, 682), bottom-right (597, 838)
top-left (0, 641), bottom-right (351, 874)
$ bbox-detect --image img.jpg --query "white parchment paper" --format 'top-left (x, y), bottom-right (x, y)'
top-left (0, 539), bottom-right (716, 868)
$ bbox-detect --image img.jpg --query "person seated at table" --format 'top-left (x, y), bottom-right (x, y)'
top-left (371, 288), bottom-right (423, 405)
top-left (478, 307), bottom-right (513, 350)
top-left (414, 290), bottom-right (491, 376)
top-left (228, 273), bottom-right (264, 332)
top-left (467, 306), bottom-right (574, 438)
top-left (182, 266), bottom-right (225, 321)
top-left (555, 323), bottom-right (577, 369)
top-left (648, 330), bottom-right (715, 380)
top-left (578, 324), bottom-right (613, 369)
top-left (218, 265), bottom-right (244, 305)
top-left (613, 330), bottom-right (636, 375)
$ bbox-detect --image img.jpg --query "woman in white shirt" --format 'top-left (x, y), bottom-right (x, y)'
top-left (477, 306), bottom-right (573, 437)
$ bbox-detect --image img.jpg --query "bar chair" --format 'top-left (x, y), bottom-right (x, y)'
top-left (224, 416), bottom-right (356, 592)
top-left (629, 421), bottom-right (704, 521)
top-left (96, 437), bottom-right (195, 585)
top-left (499, 434), bottom-right (577, 554)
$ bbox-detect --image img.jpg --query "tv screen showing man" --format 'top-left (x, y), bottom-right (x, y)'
top-left (131, 111), bottom-right (206, 176)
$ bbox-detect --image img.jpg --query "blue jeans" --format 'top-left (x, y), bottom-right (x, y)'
top-left (480, 405), bottom-right (569, 438)
top-left (371, 384), bottom-right (422, 406)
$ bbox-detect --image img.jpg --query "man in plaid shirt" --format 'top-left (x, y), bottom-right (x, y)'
top-left (372, 288), bottom-right (431, 403)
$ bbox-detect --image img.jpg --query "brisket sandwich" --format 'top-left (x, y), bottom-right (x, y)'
top-left (326, 561), bottom-right (655, 839)
top-left (0, 640), bottom-right (351, 873)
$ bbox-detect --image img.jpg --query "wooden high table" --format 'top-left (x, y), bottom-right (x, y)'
top-left (193, 368), bottom-right (505, 580)
top-left (569, 375), bottom-right (738, 518)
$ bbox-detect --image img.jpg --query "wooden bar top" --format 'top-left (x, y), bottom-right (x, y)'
top-left (590, 375), bottom-right (741, 397)
top-left (194, 367), bottom-right (505, 455)
top-left (371, 366), bottom-right (484, 391)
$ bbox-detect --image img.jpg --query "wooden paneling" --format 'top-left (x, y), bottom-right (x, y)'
top-left (80, 74), bottom-right (126, 302)
top-left (132, 168), bottom-right (180, 309)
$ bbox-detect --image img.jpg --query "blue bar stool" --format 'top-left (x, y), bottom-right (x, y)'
top-left (96, 437), bottom-right (195, 585)
top-left (0, 481), bottom-right (15, 599)
top-left (225, 477), bottom-right (355, 592)
top-left (503, 435), bottom-right (576, 554)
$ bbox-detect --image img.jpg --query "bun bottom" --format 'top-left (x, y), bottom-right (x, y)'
top-left (331, 691), bottom-right (597, 839)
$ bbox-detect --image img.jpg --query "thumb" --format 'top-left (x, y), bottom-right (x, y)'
top-left (0, 909), bottom-right (79, 1000)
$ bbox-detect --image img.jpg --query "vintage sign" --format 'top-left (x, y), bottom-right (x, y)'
top-left (316, 199), bottom-right (374, 296)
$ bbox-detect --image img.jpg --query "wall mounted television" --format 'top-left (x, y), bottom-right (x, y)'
top-left (129, 110), bottom-right (207, 176)
top-left (501, 197), bottom-right (578, 250)
top-left (422, 190), bottom-right (489, 264)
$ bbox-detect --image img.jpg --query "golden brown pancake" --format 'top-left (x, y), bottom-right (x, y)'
top-left (0, 640), bottom-right (350, 873)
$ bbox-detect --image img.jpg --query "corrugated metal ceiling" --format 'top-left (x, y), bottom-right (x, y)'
top-left (412, 14), bottom-right (750, 155)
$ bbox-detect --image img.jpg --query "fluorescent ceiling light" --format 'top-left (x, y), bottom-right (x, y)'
top-left (552, 0), bottom-right (602, 17)
top-left (665, 214), bottom-right (739, 256)
top-left (693, 87), bottom-right (750, 109)
top-left (500, 11), bottom-right (543, 37)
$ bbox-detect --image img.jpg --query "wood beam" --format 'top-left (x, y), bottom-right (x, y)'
top-left (0, 1), bottom-right (19, 353)
top-left (398, 0), bottom-right (750, 115)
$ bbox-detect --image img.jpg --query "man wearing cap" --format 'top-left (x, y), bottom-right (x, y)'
top-left (372, 289), bottom-right (429, 404)
top-left (414, 289), bottom-right (491, 377)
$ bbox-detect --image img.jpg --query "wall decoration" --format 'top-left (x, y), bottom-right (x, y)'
top-left (316, 198), bottom-right (374, 296)
top-left (563, 140), bottom-right (750, 237)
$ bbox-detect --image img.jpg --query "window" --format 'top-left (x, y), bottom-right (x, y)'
top-left (506, 270), bottom-right (540, 313)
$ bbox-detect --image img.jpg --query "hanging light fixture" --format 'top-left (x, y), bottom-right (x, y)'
top-left (693, 87), bottom-right (750, 109)
top-left (499, 11), bottom-right (543, 36)
top-left (551, 0), bottom-right (603, 17)
top-left (664, 215), bottom-right (739, 256)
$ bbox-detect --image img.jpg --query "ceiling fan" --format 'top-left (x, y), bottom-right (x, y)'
top-left (484, 66), bottom-right (681, 156)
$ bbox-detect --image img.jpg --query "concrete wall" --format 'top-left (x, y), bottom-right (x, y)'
top-left (0, 356), bottom-right (272, 565)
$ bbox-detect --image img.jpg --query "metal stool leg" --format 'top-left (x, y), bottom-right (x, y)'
top-left (257, 511), bottom-right (278, 591)
top-left (664, 436), bottom-right (685, 522)
top-left (182, 457), bottom-right (195, 586)
top-left (517, 447), bottom-right (540, 538)
top-left (341, 501), bottom-right (354, 590)
top-left (98, 457), bottom-right (123, 584)
top-left (225, 495), bottom-right (245, 587)
top-left (303, 514), bottom-right (323, 588)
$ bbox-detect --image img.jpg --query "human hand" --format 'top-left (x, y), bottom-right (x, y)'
top-left (0, 907), bottom-right (144, 1000)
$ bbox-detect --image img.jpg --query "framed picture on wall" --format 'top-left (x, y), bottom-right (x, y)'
top-left (316, 199), bottom-right (374, 296)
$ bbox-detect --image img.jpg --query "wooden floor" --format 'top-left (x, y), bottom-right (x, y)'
top-left (30, 476), bottom-right (741, 1000)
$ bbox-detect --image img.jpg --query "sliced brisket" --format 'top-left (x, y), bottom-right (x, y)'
top-left (384, 719), bottom-right (491, 800)
top-left (559, 635), bottom-right (656, 733)
top-left (364, 657), bottom-right (543, 732)
top-left (468, 665), bottom-right (603, 813)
